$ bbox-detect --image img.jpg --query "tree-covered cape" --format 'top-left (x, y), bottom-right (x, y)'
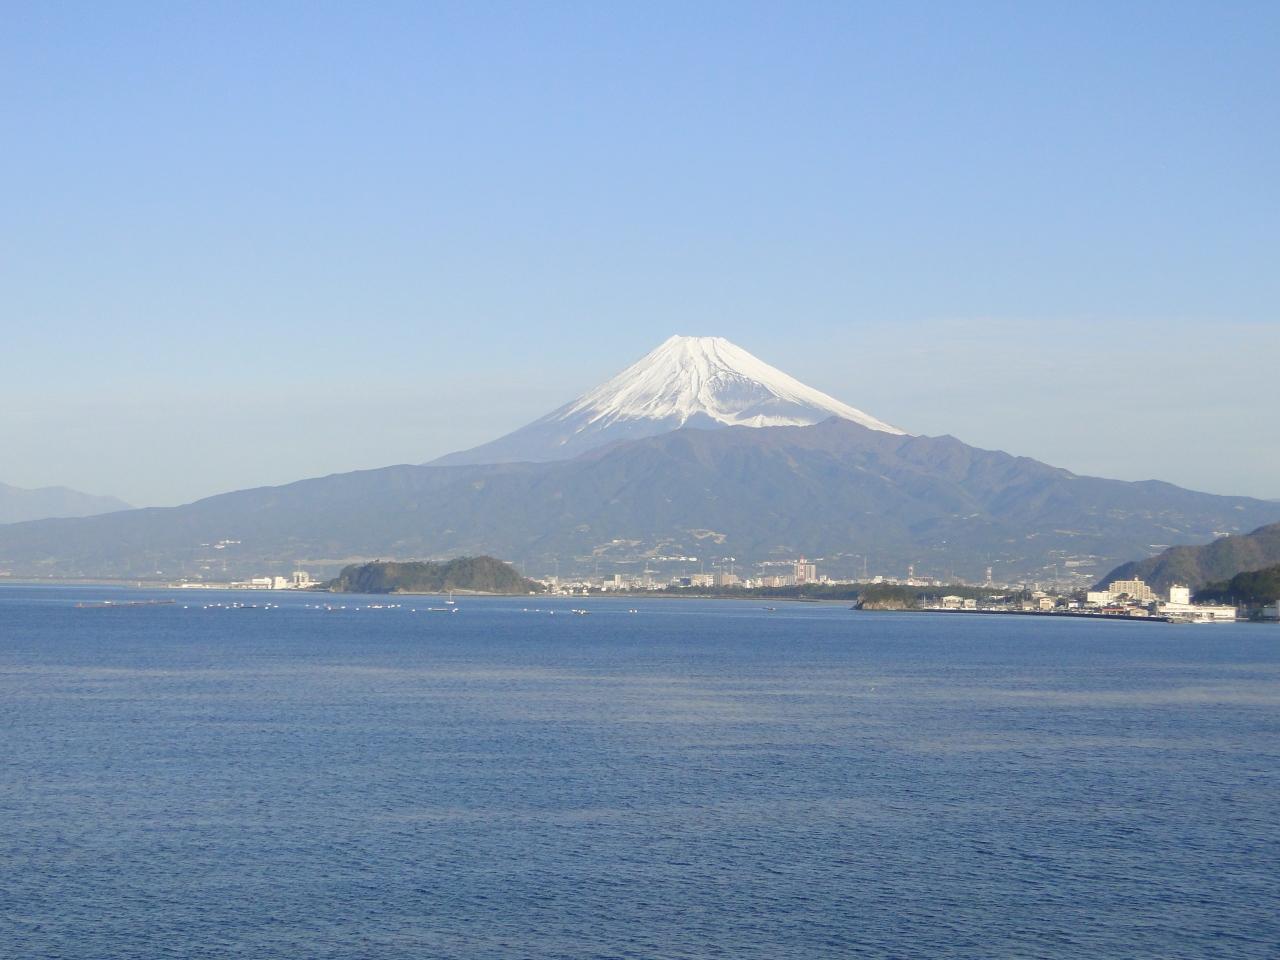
top-left (328, 557), bottom-right (540, 595)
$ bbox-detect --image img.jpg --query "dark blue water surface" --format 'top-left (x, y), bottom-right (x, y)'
top-left (2, 585), bottom-right (1278, 959)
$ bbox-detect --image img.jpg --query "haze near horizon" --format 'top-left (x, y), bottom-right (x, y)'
top-left (3, 2), bottom-right (1277, 506)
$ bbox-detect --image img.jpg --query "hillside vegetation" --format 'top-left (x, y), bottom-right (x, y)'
top-left (1195, 565), bottom-right (1280, 606)
top-left (328, 557), bottom-right (540, 595)
top-left (1, 421), bottom-right (1276, 583)
top-left (1100, 522), bottom-right (1280, 592)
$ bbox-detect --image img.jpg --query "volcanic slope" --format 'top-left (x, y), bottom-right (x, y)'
top-left (0, 419), bottom-right (1275, 582)
top-left (434, 334), bottom-right (903, 465)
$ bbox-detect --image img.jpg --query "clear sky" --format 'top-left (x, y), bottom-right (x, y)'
top-left (3, 1), bottom-right (1277, 506)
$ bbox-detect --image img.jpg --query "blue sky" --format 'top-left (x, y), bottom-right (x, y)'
top-left (2, 2), bottom-right (1277, 506)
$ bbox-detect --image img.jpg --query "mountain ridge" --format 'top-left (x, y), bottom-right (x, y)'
top-left (1098, 522), bottom-right (1280, 592)
top-left (4, 336), bottom-right (1274, 584)
top-left (0, 481), bottom-right (131, 525)
top-left (0, 419), bottom-right (1274, 583)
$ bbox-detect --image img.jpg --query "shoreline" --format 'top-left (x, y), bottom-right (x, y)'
top-left (888, 606), bottom-right (1175, 624)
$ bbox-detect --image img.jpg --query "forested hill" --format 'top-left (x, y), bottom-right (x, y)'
top-left (327, 557), bottom-right (540, 595)
top-left (1195, 565), bottom-right (1280, 606)
top-left (2, 421), bottom-right (1277, 584)
top-left (1099, 522), bottom-right (1280, 592)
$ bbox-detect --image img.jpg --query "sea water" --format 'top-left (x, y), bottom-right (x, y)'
top-left (2, 585), bottom-right (1277, 959)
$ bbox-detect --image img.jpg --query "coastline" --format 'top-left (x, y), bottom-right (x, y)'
top-left (882, 606), bottom-right (1178, 624)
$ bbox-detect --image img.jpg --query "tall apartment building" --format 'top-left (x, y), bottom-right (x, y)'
top-left (1107, 578), bottom-right (1155, 602)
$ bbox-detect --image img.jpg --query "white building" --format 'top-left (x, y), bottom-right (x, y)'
top-left (1155, 584), bottom-right (1237, 622)
top-left (1156, 599), bottom-right (1238, 622)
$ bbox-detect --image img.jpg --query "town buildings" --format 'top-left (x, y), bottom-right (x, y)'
top-left (1091, 578), bottom-right (1238, 622)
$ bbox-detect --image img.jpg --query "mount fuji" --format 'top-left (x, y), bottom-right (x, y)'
top-left (435, 335), bottom-right (902, 465)
top-left (1, 335), bottom-right (1277, 583)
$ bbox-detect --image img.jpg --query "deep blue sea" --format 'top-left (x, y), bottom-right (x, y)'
top-left (2, 585), bottom-right (1278, 959)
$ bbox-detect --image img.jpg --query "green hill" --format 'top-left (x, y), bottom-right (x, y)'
top-left (328, 557), bottom-right (540, 595)
top-left (1195, 565), bottom-right (1280, 606)
top-left (1099, 522), bottom-right (1280, 592)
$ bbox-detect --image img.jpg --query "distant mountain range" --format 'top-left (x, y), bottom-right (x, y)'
top-left (0, 336), bottom-right (1275, 582)
top-left (0, 419), bottom-right (1274, 583)
top-left (0, 481), bottom-right (130, 525)
top-left (1099, 521), bottom-right (1280, 592)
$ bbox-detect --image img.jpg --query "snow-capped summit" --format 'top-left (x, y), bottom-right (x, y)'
top-left (435, 334), bottom-right (904, 465)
